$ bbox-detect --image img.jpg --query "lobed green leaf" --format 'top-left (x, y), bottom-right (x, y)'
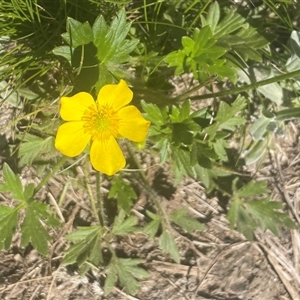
top-left (159, 231), bottom-right (180, 263)
top-left (0, 206), bottom-right (19, 250)
top-left (0, 163), bottom-right (25, 202)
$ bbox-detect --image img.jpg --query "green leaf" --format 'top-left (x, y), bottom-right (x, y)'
top-left (154, 138), bottom-right (169, 164)
top-left (24, 183), bottom-right (35, 201)
top-left (228, 195), bottom-right (296, 240)
top-left (0, 81), bottom-right (22, 108)
top-left (172, 147), bottom-right (196, 180)
top-left (18, 136), bottom-right (54, 167)
top-left (249, 115), bottom-right (273, 141)
top-left (228, 178), bottom-right (296, 240)
top-left (205, 95), bottom-right (246, 139)
top-left (141, 100), bottom-right (168, 126)
top-left (170, 208), bottom-right (205, 233)
top-left (182, 36), bottom-right (194, 54)
top-left (63, 240), bottom-right (89, 266)
top-left (235, 180), bottom-right (270, 198)
top-left (62, 18), bottom-right (93, 48)
top-left (216, 96), bottom-right (246, 124)
top-left (95, 9), bottom-right (138, 64)
top-left (95, 64), bottom-right (115, 91)
top-left (246, 199), bottom-right (297, 235)
top-left (104, 265), bottom-right (118, 295)
top-left (193, 27), bottom-right (214, 56)
top-left (172, 123), bottom-right (193, 145)
top-left (112, 210), bottom-right (138, 235)
top-left (52, 45), bottom-right (73, 64)
top-left (237, 27), bottom-right (269, 50)
top-left (93, 15), bottom-right (108, 51)
top-left (239, 67), bottom-right (283, 105)
top-left (178, 100), bottom-right (191, 121)
top-left (290, 30), bottom-right (300, 58)
top-left (21, 202), bottom-right (53, 255)
top-left (206, 1), bottom-right (220, 33)
top-left (213, 138), bottom-right (228, 161)
top-left (67, 225), bottom-right (101, 242)
top-left (63, 226), bottom-right (103, 267)
top-left (233, 28), bottom-right (269, 62)
top-left (164, 50), bottom-right (186, 75)
top-left (108, 257), bottom-right (149, 295)
top-left (159, 231), bottom-right (180, 263)
top-left (245, 137), bottom-right (269, 165)
top-left (144, 210), bottom-right (161, 238)
top-left (0, 163), bottom-right (25, 202)
top-left (194, 165), bottom-right (215, 191)
top-left (87, 233), bottom-right (103, 268)
top-left (228, 197), bottom-right (255, 240)
top-left (108, 177), bottom-right (137, 214)
top-left (191, 142), bottom-right (214, 169)
top-left (108, 39), bottom-right (139, 64)
top-left (0, 206), bottom-right (18, 250)
top-left (214, 10), bottom-right (245, 38)
top-left (275, 107), bottom-right (300, 121)
top-left (165, 24), bottom-right (234, 81)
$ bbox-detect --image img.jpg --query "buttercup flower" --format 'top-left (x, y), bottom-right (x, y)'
top-left (55, 80), bottom-right (150, 175)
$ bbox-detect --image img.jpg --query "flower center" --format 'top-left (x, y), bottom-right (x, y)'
top-left (82, 104), bottom-right (119, 141)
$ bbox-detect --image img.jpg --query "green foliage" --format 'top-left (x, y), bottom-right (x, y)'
top-left (1, 1), bottom-right (300, 297)
top-left (21, 202), bottom-right (55, 256)
top-left (165, 1), bottom-right (269, 82)
top-left (104, 257), bottom-right (149, 295)
top-left (227, 180), bottom-right (297, 240)
top-left (205, 95), bottom-right (247, 139)
top-left (159, 231), bottom-right (180, 263)
top-left (144, 210), bottom-right (161, 238)
top-left (165, 25), bottom-right (236, 82)
top-left (170, 208), bottom-right (205, 233)
top-left (0, 163), bottom-right (27, 202)
top-left (0, 163), bottom-right (59, 254)
top-left (0, 206), bottom-right (18, 250)
top-left (53, 9), bottom-right (138, 92)
top-left (63, 226), bottom-right (104, 268)
top-left (112, 209), bottom-right (138, 235)
top-left (142, 96), bottom-right (246, 184)
top-left (18, 135), bottom-right (54, 167)
top-left (144, 208), bottom-right (204, 263)
top-left (108, 177), bottom-right (137, 214)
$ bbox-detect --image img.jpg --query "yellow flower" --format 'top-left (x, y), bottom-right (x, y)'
top-left (55, 80), bottom-right (150, 175)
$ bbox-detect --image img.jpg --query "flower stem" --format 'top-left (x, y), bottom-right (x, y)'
top-left (96, 172), bottom-right (107, 227)
top-left (84, 159), bottom-right (100, 223)
top-left (34, 156), bottom-right (69, 195)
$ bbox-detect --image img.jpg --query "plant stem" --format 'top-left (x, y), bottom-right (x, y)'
top-left (84, 158), bottom-right (100, 223)
top-left (186, 69), bottom-right (300, 101)
top-left (96, 172), bottom-right (107, 227)
top-left (34, 156), bottom-right (69, 195)
top-left (174, 74), bottom-right (218, 102)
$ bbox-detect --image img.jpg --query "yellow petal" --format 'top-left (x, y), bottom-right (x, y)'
top-left (90, 136), bottom-right (126, 175)
top-left (97, 79), bottom-right (133, 111)
top-left (60, 92), bottom-right (96, 121)
top-left (55, 121), bottom-right (90, 157)
top-left (118, 106), bottom-right (151, 142)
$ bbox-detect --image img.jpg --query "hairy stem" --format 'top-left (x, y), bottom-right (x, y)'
top-left (84, 158), bottom-right (100, 223)
top-left (96, 172), bottom-right (107, 227)
top-left (186, 69), bottom-right (300, 101)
